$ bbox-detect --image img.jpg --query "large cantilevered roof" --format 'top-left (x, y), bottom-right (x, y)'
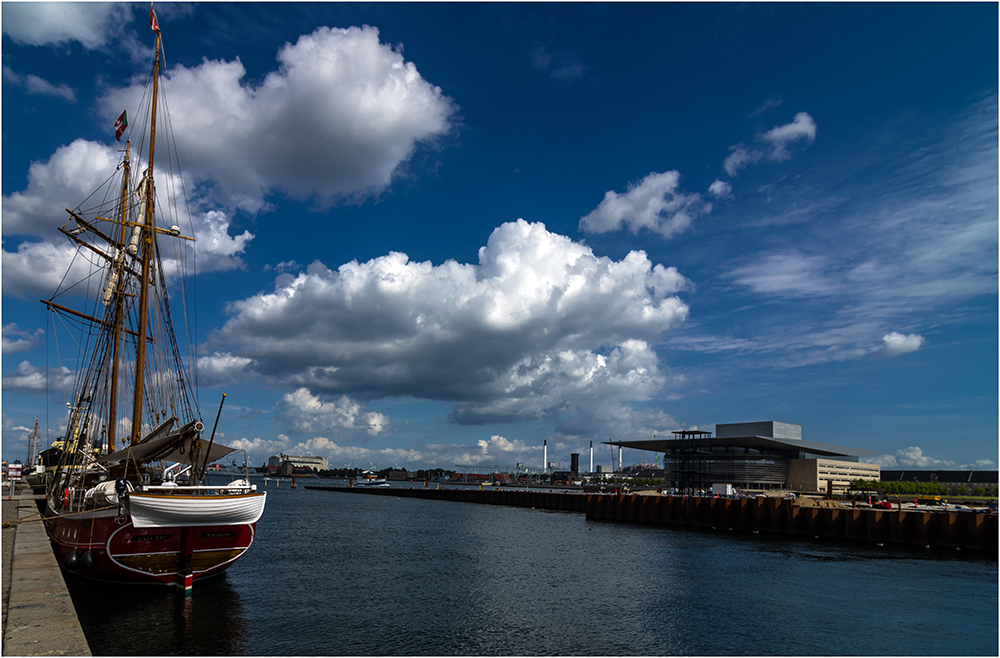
top-left (606, 435), bottom-right (881, 458)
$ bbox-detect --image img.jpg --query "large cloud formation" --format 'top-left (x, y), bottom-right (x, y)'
top-left (205, 220), bottom-right (689, 429)
top-left (1, 2), bottom-right (133, 49)
top-left (98, 25), bottom-right (455, 213)
top-left (3, 24), bottom-right (456, 299)
top-left (0, 139), bottom-right (254, 298)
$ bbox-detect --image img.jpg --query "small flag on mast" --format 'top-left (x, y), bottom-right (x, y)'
top-left (149, 5), bottom-right (160, 33)
top-left (114, 110), bottom-right (128, 141)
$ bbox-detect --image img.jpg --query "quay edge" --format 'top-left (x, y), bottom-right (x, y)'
top-left (307, 484), bottom-right (588, 512)
top-left (2, 490), bottom-right (91, 657)
top-left (586, 494), bottom-right (998, 551)
top-left (308, 486), bottom-right (998, 552)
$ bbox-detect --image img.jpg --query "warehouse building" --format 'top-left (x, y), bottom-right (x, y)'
top-left (608, 421), bottom-right (881, 495)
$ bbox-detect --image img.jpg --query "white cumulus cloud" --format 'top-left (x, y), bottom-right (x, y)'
top-left (276, 388), bottom-right (391, 436)
top-left (4, 25), bottom-right (452, 297)
top-left (207, 220), bottom-right (689, 436)
top-left (1, 361), bottom-right (72, 391)
top-left (579, 171), bottom-right (710, 239)
top-left (2, 139), bottom-right (255, 298)
top-left (198, 353), bottom-right (256, 387)
top-left (1, 2), bottom-right (133, 49)
top-left (97, 25), bottom-right (456, 213)
top-left (708, 180), bottom-right (731, 198)
top-left (875, 332), bottom-right (926, 359)
top-left (2, 324), bottom-right (44, 354)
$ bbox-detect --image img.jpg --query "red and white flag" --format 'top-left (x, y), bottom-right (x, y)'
top-left (114, 110), bottom-right (128, 141)
top-left (149, 5), bottom-right (160, 33)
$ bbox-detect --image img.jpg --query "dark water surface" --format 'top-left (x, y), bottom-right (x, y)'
top-left (67, 478), bottom-right (998, 656)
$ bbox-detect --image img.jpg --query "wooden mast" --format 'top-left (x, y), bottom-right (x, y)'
top-left (129, 27), bottom-right (162, 445)
top-left (107, 141), bottom-right (131, 453)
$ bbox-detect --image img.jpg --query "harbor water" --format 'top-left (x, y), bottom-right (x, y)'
top-left (65, 477), bottom-right (997, 656)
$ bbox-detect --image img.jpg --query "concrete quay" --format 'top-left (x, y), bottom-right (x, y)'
top-left (307, 484), bottom-right (589, 511)
top-left (2, 489), bottom-right (91, 656)
top-left (310, 485), bottom-right (998, 552)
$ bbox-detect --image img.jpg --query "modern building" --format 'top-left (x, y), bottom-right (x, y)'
top-left (607, 421), bottom-right (881, 494)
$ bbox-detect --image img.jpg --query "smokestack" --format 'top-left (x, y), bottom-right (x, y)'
top-left (571, 453), bottom-right (579, 476)
top-left (590, 441), bottom-right (593, 474)
top-left (618, 446), bottom-right (623, 473)
top-left (543, 440), bottom-right (547, 470)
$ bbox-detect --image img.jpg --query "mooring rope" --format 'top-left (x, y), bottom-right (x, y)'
top-left (1, 504), bottom-right (118, 528)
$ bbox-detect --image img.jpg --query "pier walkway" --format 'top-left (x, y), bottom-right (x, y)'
top-left (2, 488), bottom-right (91, 656)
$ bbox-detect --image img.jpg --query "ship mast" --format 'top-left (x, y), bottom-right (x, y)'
top-left (106, 142), bottom-right (131, 452)
top-left (129, 26), bottom-right (162, 446)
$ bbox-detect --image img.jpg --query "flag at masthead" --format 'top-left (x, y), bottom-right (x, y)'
top-left (114, 110), bottom-right (128, 141)
top-left (149, 5), bottom-right (160, 33)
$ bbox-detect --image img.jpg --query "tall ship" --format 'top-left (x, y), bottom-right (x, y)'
top-left (40, 8), bottom-right (265, 590)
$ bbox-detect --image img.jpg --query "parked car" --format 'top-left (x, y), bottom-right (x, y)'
top-left (872, 500), bottom-right (893, 509)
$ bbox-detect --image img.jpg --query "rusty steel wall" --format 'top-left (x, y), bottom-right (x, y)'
top-left (306, 486), bottom-right (996, 551)
top-left (584, 494), bottom-right (998, 551)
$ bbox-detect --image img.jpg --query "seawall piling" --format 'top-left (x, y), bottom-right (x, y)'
top-left (308, 486), bottom-right (998, 552)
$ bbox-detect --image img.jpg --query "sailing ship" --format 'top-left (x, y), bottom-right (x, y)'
top-left (41, 8), bottom-right (265, 590)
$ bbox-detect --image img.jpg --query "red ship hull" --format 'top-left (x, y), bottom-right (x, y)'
top-left (45, 507), bottom-right (257, 589)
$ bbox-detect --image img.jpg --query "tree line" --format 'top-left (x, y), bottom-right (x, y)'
top-left (851, 479), bottom-right (996, 497)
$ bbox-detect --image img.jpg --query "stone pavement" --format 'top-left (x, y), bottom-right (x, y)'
top-left (2, 488), bottom-right (91, 656)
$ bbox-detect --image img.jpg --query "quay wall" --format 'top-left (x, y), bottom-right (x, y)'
top-left (306, 485), bottom-right (588, 512)
top-left (586, 494), bottom-right (998, 551)
top-left (2, 492), bottom-right (92, 656)
top-left (308, 486), bottom-right (998, 551)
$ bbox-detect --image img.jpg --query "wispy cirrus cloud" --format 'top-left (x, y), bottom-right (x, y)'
top-left (679, 97), bottom-right (995, 371)
top-left (2, 66), bottom-right (76, 102)
top-left (531, 45), bottom-right (586, 83)
top-left (724, 112), bottom-right (817, 177)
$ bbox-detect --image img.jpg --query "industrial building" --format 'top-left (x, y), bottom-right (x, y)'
top-left (258, 453), bottom-right (329, 476)
top-left (607, 421), bottom-right (881, 495)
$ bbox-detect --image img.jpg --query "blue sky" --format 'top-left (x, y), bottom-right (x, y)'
top-left (2, 3), bottom-right (997, 473)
